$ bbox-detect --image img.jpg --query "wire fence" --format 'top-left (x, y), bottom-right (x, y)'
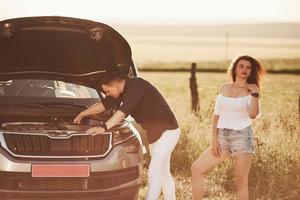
top-left (142, 63), bottom-right (300, 114)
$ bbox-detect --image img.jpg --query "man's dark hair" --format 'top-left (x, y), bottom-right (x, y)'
top-left (100, 65), bottom-right (129, 86)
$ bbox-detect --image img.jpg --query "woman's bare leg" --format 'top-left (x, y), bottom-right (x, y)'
top-left (191, 148), bottom-right (228, 200)
top-left (233, 154), bottom-right (253, 200)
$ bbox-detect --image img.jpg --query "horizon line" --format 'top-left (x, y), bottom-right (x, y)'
top-left (1, 15), bottom-right (300, 25)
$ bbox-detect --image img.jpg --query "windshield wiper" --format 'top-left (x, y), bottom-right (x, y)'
top-left (37, 101), bottom-right (88, 109)
top-left (0, 102), bottom-right (47, 109)
top-left (0, 102), bottom-right (88, 109)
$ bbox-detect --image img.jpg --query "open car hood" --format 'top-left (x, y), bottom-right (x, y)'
top-left (0, 16), bottom-right (136, 89)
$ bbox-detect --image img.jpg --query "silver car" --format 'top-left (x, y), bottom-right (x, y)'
top-left (0, 16), bottom-right (143, 200)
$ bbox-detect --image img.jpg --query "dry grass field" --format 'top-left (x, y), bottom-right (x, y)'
top-left (114, 22), bottom-right (300, 199)
top-left (138, 72), bottom-right (300, 200)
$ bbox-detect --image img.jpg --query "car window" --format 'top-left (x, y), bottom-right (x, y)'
top-left (0, 79), bottom-right (100, 98)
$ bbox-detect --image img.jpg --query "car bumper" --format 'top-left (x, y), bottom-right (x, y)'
top-left (0, 185), bottom-right (139, 200)
top-left (0, 142), bottom-right (143, 200)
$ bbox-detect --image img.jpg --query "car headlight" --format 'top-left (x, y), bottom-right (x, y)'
top-left (112, 128), bottom-right (139, 153)
top-left (124, 138), bottom-right (139, 153)
top-left (112, 128), bottom-right (133, 145)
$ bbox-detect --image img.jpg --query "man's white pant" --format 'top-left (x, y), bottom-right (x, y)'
top-left (145, 128), bottom-right (180, 200)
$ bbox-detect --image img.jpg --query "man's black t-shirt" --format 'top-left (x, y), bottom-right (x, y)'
top-left (102, 77), bottom-right (178, 144)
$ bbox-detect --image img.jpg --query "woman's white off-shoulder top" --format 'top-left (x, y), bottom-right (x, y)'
top-left (214, 94), bottom-right (252, 130)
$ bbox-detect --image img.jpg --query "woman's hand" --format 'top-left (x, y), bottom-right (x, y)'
top-left (248, 84), bottom-right (260, 94)
top-left (211, 138), bottom-right (221, 157)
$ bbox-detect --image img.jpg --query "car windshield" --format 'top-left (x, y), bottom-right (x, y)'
top-left (0, 79), bottom-right (100, 98)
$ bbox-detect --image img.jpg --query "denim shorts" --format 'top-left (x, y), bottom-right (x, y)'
top-left (217, 126), bottom-right (255, 155)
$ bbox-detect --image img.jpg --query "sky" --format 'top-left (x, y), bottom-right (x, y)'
top-left (1, 0), bottom-right (300, 24)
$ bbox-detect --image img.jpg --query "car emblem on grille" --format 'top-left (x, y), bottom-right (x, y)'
top-left (47, 130), bottom-right (74, 138)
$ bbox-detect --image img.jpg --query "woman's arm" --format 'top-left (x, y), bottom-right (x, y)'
top-left (211, 114), bottom-right (221, 157)
top-left (210, 84), bottom-right (225, 157)
top-left (249, 97), bottom-right (260, 119)
top-left (212, 115), bottom-right (219, 137)
top-left (248, 84), bottom-right (260, 119)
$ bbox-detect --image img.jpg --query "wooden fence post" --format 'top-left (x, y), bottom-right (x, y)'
top-left (190, 63), bottom-right (200, 113)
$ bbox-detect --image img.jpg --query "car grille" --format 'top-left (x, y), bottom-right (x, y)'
top-left (3, 133), bottom-right (111, 157)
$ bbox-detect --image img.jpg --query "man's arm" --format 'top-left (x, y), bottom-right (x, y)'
top-left (73, 102), bottom-right (106, 124)
top-left (105, 110), bottom-right (126, 129)
top-left (85, 110), bottom-right (126, 135)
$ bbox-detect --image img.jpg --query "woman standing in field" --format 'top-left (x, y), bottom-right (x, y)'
top-left (191, 55), bottom-right (265, 200)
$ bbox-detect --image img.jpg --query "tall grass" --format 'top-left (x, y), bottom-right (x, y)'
top-left (139, 72), bottom-right (300, 199)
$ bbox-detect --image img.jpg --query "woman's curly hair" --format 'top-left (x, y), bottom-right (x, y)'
top-left (228, 55), bottom-right (266, 88)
